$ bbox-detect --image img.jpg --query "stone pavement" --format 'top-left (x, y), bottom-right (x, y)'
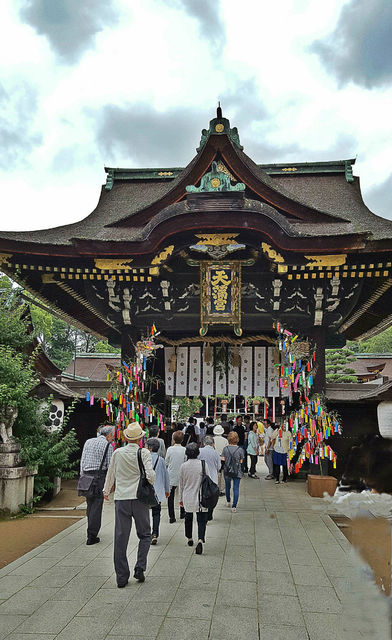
top-left (0, 461), bottom-right (355, 640)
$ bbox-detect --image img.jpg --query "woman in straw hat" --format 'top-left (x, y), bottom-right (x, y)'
top-left (104, 422), bottom-right (155, 587)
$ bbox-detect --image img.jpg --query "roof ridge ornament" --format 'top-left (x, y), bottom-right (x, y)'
top-left (344, 160), bottom-right (354, 183)
top-left (197, 106), bottom-right (243, 152)
top-left (186, 161), bottom-right (245, 193)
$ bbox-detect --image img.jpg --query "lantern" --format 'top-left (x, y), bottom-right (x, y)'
top-left (377, 401), bottom-right (392, 439)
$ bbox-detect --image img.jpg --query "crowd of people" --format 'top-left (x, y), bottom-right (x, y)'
top-left (79, 413), bottom-right (293, 588)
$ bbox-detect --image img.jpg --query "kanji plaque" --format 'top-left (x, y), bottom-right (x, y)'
top-left (200, 261), bottom-right (242, 336)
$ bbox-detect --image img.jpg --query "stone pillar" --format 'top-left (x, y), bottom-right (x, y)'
top-left (0, 443), bottom-right (37, 515)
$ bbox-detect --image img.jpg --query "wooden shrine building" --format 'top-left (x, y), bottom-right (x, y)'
top-left (1, 107), bottom-right (392, 418)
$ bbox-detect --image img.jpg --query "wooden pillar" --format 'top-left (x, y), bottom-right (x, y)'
top-left (311, 326), bottom-right (326, 394)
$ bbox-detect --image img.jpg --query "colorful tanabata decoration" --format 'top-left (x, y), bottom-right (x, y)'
top-left (85, 326), bottom-right (163, 445)
top-left (275, 322), bottom-right (341, 474)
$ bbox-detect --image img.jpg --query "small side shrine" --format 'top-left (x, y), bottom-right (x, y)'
top-left (1, 107), bottom-right (392, 421)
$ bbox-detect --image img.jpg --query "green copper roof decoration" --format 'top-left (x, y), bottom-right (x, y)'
top-left (105, 169), bottom-right (115, 191)
top-left (197, 105), bottom-right (243, 152)
top-left (186, 161), bottom-right (245, 193)
top-left (344, 160), bottom-right (354, 183)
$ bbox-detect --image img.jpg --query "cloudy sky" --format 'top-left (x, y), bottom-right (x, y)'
top-left (0, 0), bottom-right (391, 231)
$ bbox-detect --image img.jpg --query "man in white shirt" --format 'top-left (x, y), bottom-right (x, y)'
top-left (213, 424), bottom-right (227, 495)
top-left (104, 422), bottom-right (155, 587)
top-left (269, 426), bottom-right (293, 484)
top-left (165, 430), bottom-right (186, 523)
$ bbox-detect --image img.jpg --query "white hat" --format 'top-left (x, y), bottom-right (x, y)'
top-left (213, 425), bottom-right (225, 436)
top-left (123, 422), bottom-right (145, 440)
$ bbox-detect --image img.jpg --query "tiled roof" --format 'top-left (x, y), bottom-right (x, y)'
top-left (1, 146), bottom-right (391, 245)
top-left (63, 354), bottom-right (121, 381)
top-left (327, 380), bottom-right (392, 402)
top-left (351, 354), bottom-right (392, 379)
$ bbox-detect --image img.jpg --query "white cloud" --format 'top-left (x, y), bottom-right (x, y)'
top-left (0, 0), bottom-right (391, 231)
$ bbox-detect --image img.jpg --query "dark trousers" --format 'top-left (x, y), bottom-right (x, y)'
top-left (85, 471), bottom-right (106, 539)
top-left (184, 511), bottom-right (208, 543)
top-left (241, 446), bottom-right (248, 473)
top-left (114, 499), bottom-right (151, 585)
top-left (249, 454), bottom-right (258, 476)
top-left (151, 503), bottom-right (161, 536)
top-left (273, 461), bottom-right (288, 481)
top-left (168, 486), bottom-right (185, 521)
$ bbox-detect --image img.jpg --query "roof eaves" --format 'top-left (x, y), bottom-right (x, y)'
top-left (61, 372), bottom-right (91, 381)
top-left (103, 158), bottom-right (357, 188)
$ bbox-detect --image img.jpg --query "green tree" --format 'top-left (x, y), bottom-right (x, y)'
top-left (352, 327), bottom-right (392, 354)
top-left (172, 397), bottom-right (203, 420)
top-left (45, 317), bottom-right (75, 370)
top-left (30, 304), bottom-right (54, 351)
top-left (94, 340), bottom-right (120, 353)
top-left (0, 289), bottom-right (78, 502)
top-left (326, 348), bottom-right (357, 383)
top-left (0, 273), bottom-right (13, 293)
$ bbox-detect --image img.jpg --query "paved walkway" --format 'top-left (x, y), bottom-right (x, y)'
top-left (0, 462), bottom-right (355, 640)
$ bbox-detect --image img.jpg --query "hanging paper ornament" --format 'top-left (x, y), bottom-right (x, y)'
top-left (203, 343), bottom-right (212, 366)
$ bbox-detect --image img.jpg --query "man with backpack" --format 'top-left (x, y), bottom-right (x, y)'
top-left (221, 431), bottom-right (244, 513)
top-left (198, 435), bottom-right (221, 521)
top-left (233, 415), bottom-right (248, 473)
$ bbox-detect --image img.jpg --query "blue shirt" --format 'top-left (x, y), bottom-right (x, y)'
top-left (247, 431), bottom-right (259, 456)
top-left (151, 452), bottom-right (170, 502)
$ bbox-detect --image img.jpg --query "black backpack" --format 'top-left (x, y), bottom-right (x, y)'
top-left (199, 460), bottom-right (219, 510)
top-left (224, 447), bottom-right (240, 478)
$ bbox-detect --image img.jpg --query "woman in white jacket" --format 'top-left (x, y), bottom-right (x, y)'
top-left (178, 442), bottom-right (210, 555)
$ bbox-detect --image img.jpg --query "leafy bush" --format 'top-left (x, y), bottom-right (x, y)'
top-left (172, 397), bottom-right (203, 420)
top-left (20, 425), bottom-right (79, 497)
top-left (0, 287), bottom-right (79, 500)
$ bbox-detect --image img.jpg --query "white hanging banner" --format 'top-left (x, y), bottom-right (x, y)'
top-left (267, 346), bottom-right (279, 397)
top-left (165, 345), bottom-right (270, 399)
top-left (164, 347), bottom-right (175, 396)
top-left (175, 347), bottom-right (188, 397)
top-left (228, 351), bottom-right (239, 396)
top-left (202, 348), bottom-right (214, 397)
top-left (254, 347), bottom-right (266, 397)
top-left (188, 347), bottom-right (201, 397)
top-left (215, 364), bottom-right (227, 395)
top-left (240, 346), bottom-right (253, 397)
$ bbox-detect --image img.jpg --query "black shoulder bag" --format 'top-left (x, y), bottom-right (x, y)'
top-left (199, 459), bottom-right (220, 510)
top-left (77, 441), bottom-right (111, 497)
top-left (136, 448), bottom-right (159, 508)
